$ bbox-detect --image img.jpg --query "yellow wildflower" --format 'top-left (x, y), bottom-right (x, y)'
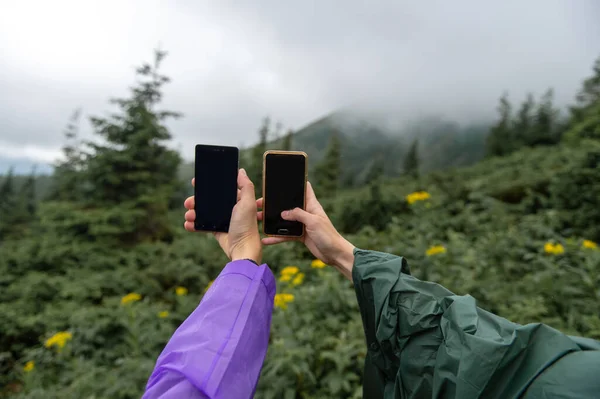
top-left (121, 293), bottom-right (142, 305)
top-left (406, 191), bottom-right (431, 205)
top-left (204, 280), bottom-right (214, 293)
top-left (274, 293), bottom-right (295, 310)
top-left (280, 266), bottom-right (299, 275)
top-left (544, 242), bottom-right (565, 255)
top-left (23, 361), bottom-right (34, 373)
top-left (291, 272), bottom-right (305, 286)
top-left (582, 240), bottom-right (598, 250)
top-left (175, 286), bottom-right (188, 296)
top-left (311, 259), bottom-right (327, 268)
top-left (426, 245), bottom-right (446, 256)
top-left (44, 331), bottom-right (72, 350)
top-left (158, 311), bottom-right (169, 318)
top-left (279, 266), bottom-right (299, 282)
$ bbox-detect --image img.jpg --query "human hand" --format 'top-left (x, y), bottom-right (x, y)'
top-left (184, 168), bottom-right (263, 264)
top-left (259, 182), bottom-right (355, 280)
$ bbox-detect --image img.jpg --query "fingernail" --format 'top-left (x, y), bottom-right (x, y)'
top-left (239, 168), bottom-right (247, 176)
top-left (281, 210), bottom-right (289, 217)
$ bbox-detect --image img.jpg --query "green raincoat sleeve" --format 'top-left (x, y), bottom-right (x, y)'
top-left (352, 249), bottom-right (600, 399)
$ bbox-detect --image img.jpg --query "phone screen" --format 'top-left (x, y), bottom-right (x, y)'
top-left (194, 144), bottom-right (239, 232)
top-left (263, 152), bottom-right (307, 236)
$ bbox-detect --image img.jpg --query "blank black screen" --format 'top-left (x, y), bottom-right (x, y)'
top-left (194, 145), bottom-right (238, 232)
top-left (264, 153), bottom-right (306, 236)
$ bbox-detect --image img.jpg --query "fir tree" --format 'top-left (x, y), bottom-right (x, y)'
top-left (366, 154), bottom-right (385, 183)
top-left (565, 55), bottom-right (600, 141)
top-left (513, 93), bottom-right (536, 148)
top-left (0, 167), bottom-right (15, 208)
top-left (314, 131), bottom-right (342, 197)
top-left (529, 88), bottom-right (560, 146)
top-left (486, 93), bottom-right (513, 156)
top-left (83, 49), bottom-right (182, 243)
top-left (250, 117), bottom-right (270, 190)
top-left (403, 139), bottom-right (420, 178)
top-left (50, 108), bottom-right (86, 201)
top-left (0, 167), bottom-right (16, 239)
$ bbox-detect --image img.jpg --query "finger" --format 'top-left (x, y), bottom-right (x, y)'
top-left (281, 207), bottom-right (313, 224)
top-left (237, 168), bottom-right (256, 203)
top-left (256, 197), bottom-right (263, 209)
top-left (184, 221), bottom-right (196, 232)
top-left (262, 236), bottom-right (297, 245)
top-left (306, 181), bottom-right (326, 215)
top-left (191, 178), bottom-right (195, 187)
top-left (257, 211), bottom-right (263, 221)
top-left (184, 195), bottom-right (194, 210)
top-left (237, 189), bottom-right (242, 202)
top-left (184, 210), bottom-right (195, 222)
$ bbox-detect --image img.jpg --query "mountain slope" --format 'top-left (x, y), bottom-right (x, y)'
top-left (259, 111), bottom-right (490, 185)
top-left (179, 111), bottom-right (490, 186)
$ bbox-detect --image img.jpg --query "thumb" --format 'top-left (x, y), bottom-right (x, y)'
top-left (237, 168), bottom-right (255, 202)
top-left (281, 208), bottom-right (313, 224)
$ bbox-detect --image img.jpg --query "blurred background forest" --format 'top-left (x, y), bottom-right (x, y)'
top-left (1, 1), bottom-right (600, 398)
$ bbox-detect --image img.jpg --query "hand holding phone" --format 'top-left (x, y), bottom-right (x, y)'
top-left (262, 151), bottom-right (308, 237)
top-left (188, 144), bottom-right (262, 263)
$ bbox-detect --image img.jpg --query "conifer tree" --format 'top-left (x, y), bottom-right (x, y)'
top-left (250, 117), bottom-right (270, 191)
top-left (565, 55), bottom-right (600, 141)
top-left (513, 93), bottom-right (535, 148)
top-left (486, 93), bottom-right (513, 156)
top-left (403, 139), bottom-right (420, 178)
top-left (366, 154), bottom-right (385, 183)
top-left (0, 167), bottom-right (15, 208)
top-left (314, 131), bottom-right (342, 197)
top-left (50, 109), bottom-right (86, 201)
top-left (529, 88), bottom-right (560, 146)
top-left (0, 167), bottom-right (16, 239)
top-left (83, 49), bottom-right (182, 243)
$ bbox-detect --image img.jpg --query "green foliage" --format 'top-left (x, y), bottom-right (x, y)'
top-left (314, 131), bottom-right (341, 197)
top-left (550, 141), bottom-right (600, 241)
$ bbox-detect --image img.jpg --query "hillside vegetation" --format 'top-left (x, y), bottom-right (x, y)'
top-left (0, 51), bottom-right (599, 398)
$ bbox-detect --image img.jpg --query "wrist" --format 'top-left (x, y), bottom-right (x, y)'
top-left (231, 247), bottom-right (262, 265)
top-left (332, 236), bottom-right (355, 281)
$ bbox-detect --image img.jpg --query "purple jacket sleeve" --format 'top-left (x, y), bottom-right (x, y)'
top-left (142, 260), bottom-right (276, 399)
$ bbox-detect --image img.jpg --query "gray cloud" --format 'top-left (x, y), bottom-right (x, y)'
top-left (1, 0), bottom-right (599, 169)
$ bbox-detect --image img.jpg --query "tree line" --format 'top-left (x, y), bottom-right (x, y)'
top-left (486, 56), bottom-right (600, 157)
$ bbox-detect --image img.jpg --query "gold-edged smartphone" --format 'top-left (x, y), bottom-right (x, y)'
top-left (262, 150), bottom-right (308, 237)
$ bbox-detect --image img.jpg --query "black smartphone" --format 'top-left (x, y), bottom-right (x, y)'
top-left (194, 144), bottom-right (239, 232)
top-left (262, 151), bottom-right (308, 237)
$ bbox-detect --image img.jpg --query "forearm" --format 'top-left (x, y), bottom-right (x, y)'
top-left (331, 236), bottom-right (356, 281)
top-left (143, 260), bottom-right (276, 399)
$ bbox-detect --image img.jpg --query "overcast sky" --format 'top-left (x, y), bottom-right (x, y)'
top-left (1, 0), bottom-right (599, 172)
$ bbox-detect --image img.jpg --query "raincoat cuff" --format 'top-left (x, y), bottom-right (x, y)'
top-left (221, 259), bottom-right (276, 297)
